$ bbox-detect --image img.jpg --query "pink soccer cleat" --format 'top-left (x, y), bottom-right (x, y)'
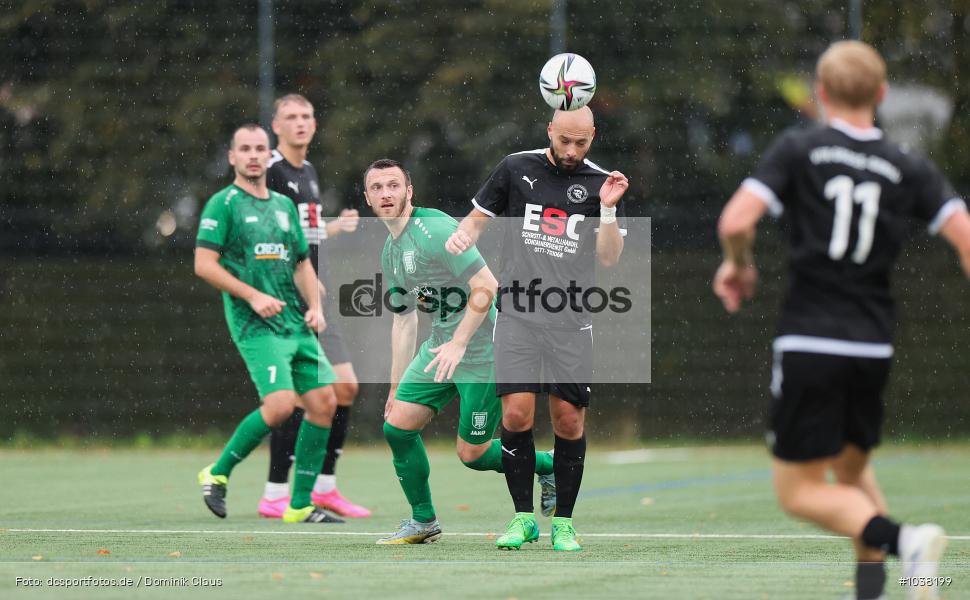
top-left (311, 489), bottom-right (371, 518)
top-left (257, 496), bottom-right (290, 519)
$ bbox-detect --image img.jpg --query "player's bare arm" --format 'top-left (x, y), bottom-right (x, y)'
top-left (386, 310), bottom-right (418, 419)
top-left (293, 258), bottom-right (326, 333)
top-left (325, 208), bottom-right (361, 238)
top-left (714, 187), bottom-right (768, 314)
top-left (446, 208), bottom-right (492, 255)
top-left (596, 170), bottom-right (629, 267)
top-left (424, 265), bottom-right (498, 383)
top-left (939, 208), bottom-right (970, 279)
top-left (194, 246), bottom-right (286, 318)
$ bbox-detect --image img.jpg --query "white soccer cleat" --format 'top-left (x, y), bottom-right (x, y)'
top-left (899, 524), bottom-right (947, 600)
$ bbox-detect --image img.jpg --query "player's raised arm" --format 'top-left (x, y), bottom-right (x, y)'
top-left (386, 310), bottom-right (418, 418)
top-left (939, 208), bottom-right (970, 279)
top-left (424, 265), bottom-right (498, 382)
top-left (713, 186), bottom-right (769, 314)
top-left (446, 208), bottom-right (492, 255)
top-left (596, 170), bottom-right (629, 267)
top-left (194, 247), bottom-right (286, 318)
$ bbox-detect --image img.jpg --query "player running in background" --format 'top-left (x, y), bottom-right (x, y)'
top-left (446, 107), bottom-right (630, 551)
top-left (713, 41), bottom-right (970, 600)
top-left (195, 124), bottom-right (342, 524)
top-left (258, 93), bottom-right (369, 520)
top-left (363, 158), bottom-right (555, 545)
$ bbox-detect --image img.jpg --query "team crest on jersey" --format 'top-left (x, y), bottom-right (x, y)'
top-left (566, 184), bottom-right (589, 203)
top-left (275, 210), bottom-right (291, 232)
top-left (472, 412), bottom-right (488, 430)
top-left (403, 251), bottom-right (417, 274)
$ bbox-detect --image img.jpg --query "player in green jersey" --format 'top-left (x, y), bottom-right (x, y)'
top-left (362, 159), bottom-right (556, 545)
top-left (194, 123), bottom-right (341, 524)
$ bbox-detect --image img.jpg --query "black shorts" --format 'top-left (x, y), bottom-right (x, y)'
top-left (768, 350), bottom-right (891, 462)
top-left (320, 303), bottom-right (352, 366)
top-left (493, 314), bottom-right (592, 407)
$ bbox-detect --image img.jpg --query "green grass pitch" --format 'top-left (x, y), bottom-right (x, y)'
top-left (1, 444), bottom-right (968, 599)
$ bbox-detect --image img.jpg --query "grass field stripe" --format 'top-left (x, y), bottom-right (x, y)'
top-left (3, 529), bottom-right (969, 541)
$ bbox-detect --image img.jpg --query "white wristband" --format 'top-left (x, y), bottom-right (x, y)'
top-left (600, 204), bottom-right (617, 224)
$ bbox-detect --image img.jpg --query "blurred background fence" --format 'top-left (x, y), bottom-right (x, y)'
top-left (2, 0), bottom-right (967, 442)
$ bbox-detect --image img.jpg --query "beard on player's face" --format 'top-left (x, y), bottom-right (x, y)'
top-left (369, 189), bottom-right (409, 220)
top-left (234, 162), bottom-right (266, 184)
top-left (549, 143), bottom-right (583, 172)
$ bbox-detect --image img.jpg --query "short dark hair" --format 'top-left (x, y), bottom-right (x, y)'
top-left (230, 123), bottom-right (267, 148)
top-left (363, 158), bottom-right (411, 187)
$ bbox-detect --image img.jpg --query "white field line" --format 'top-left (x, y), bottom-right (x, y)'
top-left (3, 529), bottom-right (969, 541)
top-left (605, 448), bottom-right (694, 464)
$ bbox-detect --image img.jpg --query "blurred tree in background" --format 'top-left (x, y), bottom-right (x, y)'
top-left (2, 0), bottom-right (967, 440)
top-left (3, 0), bottom-right (966, 252)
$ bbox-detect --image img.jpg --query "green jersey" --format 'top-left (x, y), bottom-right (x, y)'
top-left (196, 184), bottom-right (311, 342)
top-left (381, 207), bottom-right (496, 364)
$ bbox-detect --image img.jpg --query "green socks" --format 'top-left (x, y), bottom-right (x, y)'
top-left (212, 410), bottom-right (272, 477)
top-left (291, 419), bottom-right (331, 509)
top-left (535, 447), bottom-right (554, 475)
top-left (383, 422), bottom-right (435, 522)
top-left (462, 439), bottom-right (554, 475)
top-left (210, 408), bottom-right (333, 509)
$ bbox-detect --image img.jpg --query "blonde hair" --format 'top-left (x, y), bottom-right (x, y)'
top-left (273, 93), bottom-right (314, 117)
top-left (816, 41), bottom-right (886, 109)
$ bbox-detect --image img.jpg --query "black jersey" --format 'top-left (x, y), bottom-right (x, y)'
top-left (472, 148), bottom-right (627, 329)
top-left (745, 119), bottom-right (964, 351)
top-left (267, 149), bottom-right (329, 281)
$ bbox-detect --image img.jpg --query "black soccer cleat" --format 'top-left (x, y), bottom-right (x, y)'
top-left (282, 505), bottom-right (346, 524)
top-left (198, 464), bottom-right (228, 519)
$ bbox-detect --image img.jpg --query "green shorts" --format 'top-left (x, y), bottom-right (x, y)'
top-left (236, 334), bottom-right (337, 401)
top-left (395, 342), bottom-right (499, 445)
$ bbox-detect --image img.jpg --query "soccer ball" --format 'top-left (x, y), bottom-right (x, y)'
top-left (539, 53), bottom-right (597, 111)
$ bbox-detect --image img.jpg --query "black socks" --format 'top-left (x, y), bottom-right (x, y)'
top-left (553, 434), bottom-right (586, 518)
top-left (501, 427), bottom-right (537, 513)
top-left (322, 405), bottom-right (351, 475)
top-left (861, 515), bottom-right (901, 556)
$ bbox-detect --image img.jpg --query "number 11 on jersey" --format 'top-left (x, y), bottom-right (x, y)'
top-left (824, 175), bottom-right (881, 264)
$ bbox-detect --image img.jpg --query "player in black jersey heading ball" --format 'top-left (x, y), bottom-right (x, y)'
top-left (447, 106), bottom-right (630, 551)
top-left (258, 94), bottom-right (371, 520)
top-left (714, 41), bottom-right (970, 600)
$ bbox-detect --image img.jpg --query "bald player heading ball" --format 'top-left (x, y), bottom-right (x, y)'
top-left (447, 106), bottom-right (630, 552)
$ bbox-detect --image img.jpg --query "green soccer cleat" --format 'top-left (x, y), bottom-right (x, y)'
top-left (551, 517), bottom-right (582, 551)
top-left (376, 518), bottom-right (442, 545)
top-left (538, 472), bottom-right (557, 517)
top-left (198, 464), bottom-right (228, 519)
top-left (282, 505), bottom-right (345, 524)
top-left (496, 513), bottom-right (540, 550)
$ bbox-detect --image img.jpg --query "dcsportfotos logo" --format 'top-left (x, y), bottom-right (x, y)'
top-left (338, 273), bottom-right (482, 321)
top-left (496, 278), bottom-right (631, 314)
top-left (339, 274), bottom-right (631, 320)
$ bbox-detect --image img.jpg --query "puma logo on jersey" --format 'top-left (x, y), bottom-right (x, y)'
top-left (287, 181), bottom-right (300, 194)
top-left (522, 176), bottom-right (538, 190)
